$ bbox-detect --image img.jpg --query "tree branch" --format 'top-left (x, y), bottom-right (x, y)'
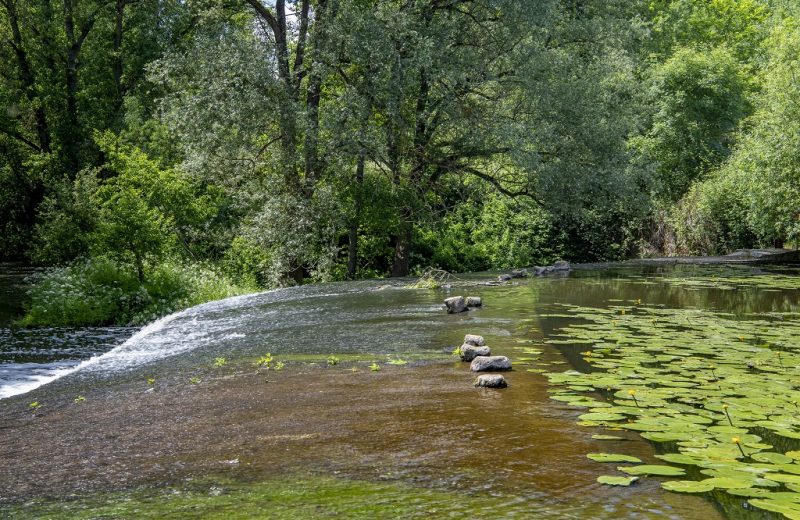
top-left (0, 126), bottom-right (42, 151)
top-left (245, 0), bottom-right (279, 35)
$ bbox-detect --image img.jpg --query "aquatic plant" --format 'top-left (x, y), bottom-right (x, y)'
top-left (189, 376), bottom-right (201, 385)
top-left (369, 362), bottom-right (381, 372)
top-left (326, 355), bottom-right (340, 366)
top-left (255, 353), bottom-right (274, 373)
top-left (29, 401), bottom-right (41, 413)
top-left (213, 357), bottom-right (227, 367)
top-left (147, 378), bottom-right (155, 385)
top-left (386, 357), bottom-right (408, 365)
top-left (274, 361), bottom-right (285, 371)
top-left (74, 396), bottom-right (85, 404)
top-left (544, 295), bottom-right (800, 517)
top-left (405, 267), bottom-right (452, 289)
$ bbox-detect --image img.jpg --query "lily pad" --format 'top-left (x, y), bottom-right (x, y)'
top-left (661, 480), bottom-right (714, 493)
top-left (617, 465), bottom-right (686, 477)
top-left (587, 453), bottom-right (642, 463)
top-left (591, 434), bottom-right (625, 441)
top-left (597, 475), bottom-right (639, 487)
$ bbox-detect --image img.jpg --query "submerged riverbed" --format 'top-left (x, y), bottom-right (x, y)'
top-left (3, 265), bottom-right (800, 518)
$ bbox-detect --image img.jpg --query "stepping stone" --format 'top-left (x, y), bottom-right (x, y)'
top-left (470, 356), bottom-right (512, 372)
top-left (474, 374), bottom-right (507, 388)
top-left (444, 296), bottom-right (467, 313)
top-left (460, 344), bottom-right (491, 362)
top-left (463, 334), bottom-right (485, 346)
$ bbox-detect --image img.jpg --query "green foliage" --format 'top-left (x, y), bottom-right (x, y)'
top-left (415, 194), bottom-right (561, 272)
top-left (718, 22), bottom-right (800, 245)
top-left (650, 0), bottom-right (771, 61)
top-left (6, 0), bottom-right (800, 292)
top-left (633, 46), bottom-right (751, 201)
top-left (221, 236), bottom-right (271, 288)
top-left (668, 171), bottom-right (755, 255)
top-left (668, 21), bottom-right (800, 251)
top-left (21, 258), bottom-right (252, 327)
top-left (30, 170), bottom-right (99, 264)
top-left (326, 355), bottom-right (340, 366)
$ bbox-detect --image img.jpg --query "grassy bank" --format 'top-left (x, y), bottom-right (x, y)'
top-left (20, 258), bottom-right (257, 327)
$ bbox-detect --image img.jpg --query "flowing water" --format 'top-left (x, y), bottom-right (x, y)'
top-left (2, 264), bottom-right (798, 518)
top-left (0, 264), bottom-right (134, 398)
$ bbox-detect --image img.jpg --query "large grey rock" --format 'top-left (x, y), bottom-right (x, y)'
top-left (465, 296), bottom-right (482, 308)
top-left (532, 266), bottom-right (548, 276)
top-left (552, 260), bottom-right (571, 271)
top-left (444, 296), bottom-right (467, 314)
top-left (460, 344), bottom-right (491, 361)
top-left (474, 374), bottom-right (507, 388)
top-left (470, 355), bottom-right (512, 372)
top-left (498, 274), bottom-right (512, 282)
top-left (510, 269), bottom-right (527, 278)
top-left (463, 334), bottom-right (485, 346)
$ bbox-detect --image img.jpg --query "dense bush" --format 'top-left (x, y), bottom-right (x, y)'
top-left (21, 258), bottom-right (254, 327)
top-left (414, 195), bottom-right (561, 273)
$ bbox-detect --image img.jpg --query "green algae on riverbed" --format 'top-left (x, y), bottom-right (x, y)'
top-left (544, 288), bottom-right (800, 518)
top-left (5, 474), bottom-right (522, 519)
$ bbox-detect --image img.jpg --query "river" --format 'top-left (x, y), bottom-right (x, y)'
top-left (2, 264), bottom-right (797, 518)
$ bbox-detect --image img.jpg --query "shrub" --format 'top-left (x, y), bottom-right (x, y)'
top-left (22, 258), bottom-right (255, 327)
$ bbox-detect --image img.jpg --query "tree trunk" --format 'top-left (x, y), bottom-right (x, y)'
top-left (63, 0), bottom-right (80, 173)
top-left (111, 0), bottom-right (126, 122)
top-left (346, 151), bottom-right (365, 279)
top-left (391, 218), bottom-right (412, 278)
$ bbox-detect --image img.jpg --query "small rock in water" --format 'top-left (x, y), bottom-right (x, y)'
top-left (474, 374), bottom-right (507, 388)
top-left (498, 274), bottom-right (512, 282)
top-left (444, 296), bottom-right (467, 314)
top-left (470, 355), bottom-right (512, 372)
top-left (464, 334), bottom-right (485, 346)
top-left (460, 344), bottom-right (491, 362)
top-left (465, 296), bottom-right (482, 308)
top-left (552, 260), bottom-right (571, 271)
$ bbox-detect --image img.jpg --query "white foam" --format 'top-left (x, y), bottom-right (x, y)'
top-left (0, 362), bottom-right (80, 399)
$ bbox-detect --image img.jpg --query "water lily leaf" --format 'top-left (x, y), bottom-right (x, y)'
top-left (597, 475), bottom-right (639, 486)
top-left (655, 453), bottom-right (702, 465)
top-left (578, 412), bottom-right (627, 422)
top-left (752, 452), bottom-right (794, 465)
top-left (591, 434), bottom-right (625, 440)
top-left (587, 453), bottom-right (642, 463)
top-left (661, 480), bottom-right (714, 493)
top-left (700, 477), bottom-right (755, 489)
top-left (764, 473), bottom-right (800, 484)
top-left (749, 498), bottom-right (800, 519)
top-left (641, 432), bottom-right (694, 443)
top-left (617, 465), bottom-right (686, 476)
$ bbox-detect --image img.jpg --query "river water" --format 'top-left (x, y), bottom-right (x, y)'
top-left (0, 264), bottom-right (134, 398)
top-left (2, 264), bottom-right (797, 518)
